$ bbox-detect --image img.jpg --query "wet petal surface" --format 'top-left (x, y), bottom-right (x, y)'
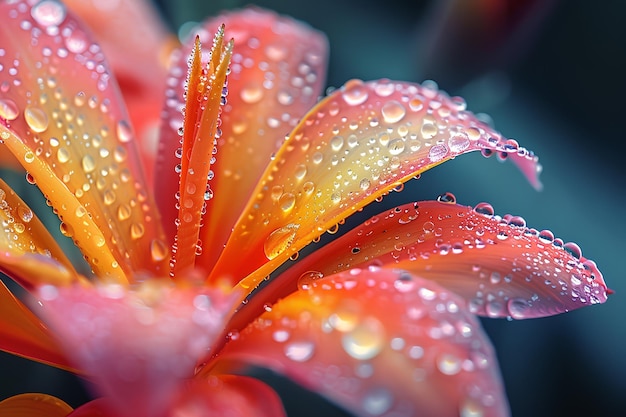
top-left (155, 8), bottom-right (328, 273)
top-left (0, 178), bottom-right (77, 287)
top-left (39, 282), bottom-right (238, 417)
top-left (212, 268), bottom-right (509, 417)
top-left (0, 0), bottom-right (167, 281)
top-left (209, 79), bottom-right (541, 295)
top-left (258, 200), bottom-right (608, 320)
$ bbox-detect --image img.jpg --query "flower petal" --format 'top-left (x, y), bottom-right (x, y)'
top-left (0, 0), bottom-right (168, 281)
top-left (38, 282), bottom-right (238, 417)
top-left (155, 8), bottom-right (328, 269)
top-left (241, 200), bottom-right (608, 324)
top-left (211, 268), bottom-right (509, 417)
top-left (171, 375), bottom-right (287, 417)
top-left (0, 393), bottom-right (72, 417)
top-left (210, 79), bottom-right (540, 293)
top-left (0, 178), bottom-right (79, 287)
top-left (63, 0), bottom-right (175, 182)
top-left (0, 280), bottom-right (72, 371)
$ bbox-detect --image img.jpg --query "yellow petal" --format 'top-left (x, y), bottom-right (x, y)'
top-left (0, 1), bottom-right (168, 281)
top-left (209, 79), bottom-right (540, 293)
top-left (0, 178), bottom-right (78, 287)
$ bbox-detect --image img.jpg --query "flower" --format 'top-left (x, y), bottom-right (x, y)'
top-left (0, 1), bottom-right (610, 417)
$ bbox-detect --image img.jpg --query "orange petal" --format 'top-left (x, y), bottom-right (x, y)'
top-left (0, 393), bottom-right (72, 417)
top-left (210, 79), bottom-right (540, 292)
top-left (63, 0), bottom-right (175, 183)
top-left (0, 0), bottom-right (168, 280)
top-left (38, 282), bottom-right (238, 417)
top-left (0, 280), bottom-right (73, 371)
top-left (155, 8), bottom-right (328, 272)
top-left (242, 200), bottom-right (608, 325)
top-left (212, 268), bottom-right (509, 417)
top-left (0, 178), bottom-right (79, 287)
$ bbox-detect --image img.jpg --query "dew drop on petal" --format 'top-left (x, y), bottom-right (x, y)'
top-left (448, 133), bottom-right (470, 152)
top-left (381, 100), bottom-right (406, 124)
top-left (24, 106), bottom-right (49, 133)
top-left (150, 239), bottom-right (169, 262)
top-left (284, 341), bottom-right (315, 362)
top-left (297, 271), bottom-right (324, 291)
top-left (264, 224), bottom-right (299, 260)
top-left (362, 387), bottom-right (393, 416)
top-left (31, 0), bottom-right (66, 27)
top-left (116, 120), bottom-right (133, 143)
top-left (428, 144), bottom-right (448, 162)
top-left (240, 84), bottom-right (264, 103)
top-left (436, 192), bottom-right (456, 204)
top-left (342, 80), bottom-right (369, 106)
top-left (342, 317), bottom-right (384, 360)
top-left (507, 298), bottom-right (530, 319)
top-left (436, 353), bottom-right (462, 375)
top-left (81, 155), bottom-right (95, 173)
top-left (460, 399), bottom-right (485, 417)
top-left (0, 99), bottom-right (19, 121)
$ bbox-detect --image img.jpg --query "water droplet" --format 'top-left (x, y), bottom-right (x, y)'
top-left (116, 120), bottom-right (133, 143)
top-left (420, 123), bottom-right (437, 139)
top-left (362, 387), bottom-right (393, 416)
top-left (284, 341), bottom-right (315, 362)
top-left (538, 229), bottom-right (555, 243)
top-left (448, 133), bottom-right (470, 152)
top-left (31, 0), bottom-right (66, 27)
top-left (264, 224), bottom-right (299, 260)
top-left (117, 204), bottom-right (131, 221)
top-left (437, 353), bottom-right (461, 375)
top-left (437, 192), bottom-right (456, 204)
top-left (387, 138), bottom-right (405, 156)
top-left (428, 144), bottom-right (448, 162)
top-left (240, 84), bottom-right (263, 103)
top-left (507, 298), bottom-right (529, 319)
top-left (56, 147), bottom-right (70, 163)
top-left (342, 317), bottom-right (384, 360)
top-left (81, 155), bottom-right (96, 173)
top-left (342, 80), bottom-right (369, 106)
top-left (297, 271), bottom-right (324, 291)
top-left (150, 239), bottom-right (168, 262)
top-left (460, 399), bottom-right (485, 417)
top-left (59, 222), bottom-right (73, 237)
top-left (130, 222), bottom-right (145, 239)
top-left (563, 242), bottom-right (582, 259)
top-left (0, 99), bottom-right (19, 120)
top-left (24, 106), bottom-right (49, 133)
top-left (24, 152), bottom-right (35, 164)
top-left (330, 135), bottom-right (344, 151)
top-left (359, 178), bottom-right (371, 190)
top-left (381, 100), bottom-right (406, 123)
top-left (17, 205), bottom-right (33, 223)
top-left (473, 202), bottom-right (494, 217)
top-left (394, 273), bottom-right (417, 293)
top-left (279, 192), bottom-right (296, 212)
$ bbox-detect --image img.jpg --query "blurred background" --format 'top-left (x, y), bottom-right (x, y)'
top-left (1, 0), bottom-right (624, 416)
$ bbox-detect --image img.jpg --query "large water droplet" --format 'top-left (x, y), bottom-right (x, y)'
top-left (507, 298), bottom-right (530, 319)
top-left (381, 100), bottom-right (406, 123)
top-left (81, 155), bottom-right (96, 173)
top-left (116, 120), bottom-right (133, 143)
top-left (31, 0), bottom-right (66, 27)
top-left (0, 99), bottom-right (19, 121)
top-left (279, 192), bottom-right (296, 212)
top-left (342, 317), bottom-right (384, 360)
top-left (150, 239), bottom-right (169, 262)
top-left (264, 224), bottom-right (299, 260)
top-left (448, 133), bottom-right (470, 152)
top-left (428, 144), bottom-right (448, 162)
top-left (342, 80), bottom-right (369, 106)
top-left (297, 271), bottom-right (324, 291)
top-left (24, 106), bottom-right (49, 133)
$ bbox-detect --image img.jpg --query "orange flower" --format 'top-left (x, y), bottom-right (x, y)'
top-left (0, 1), bottom-right (609, 416)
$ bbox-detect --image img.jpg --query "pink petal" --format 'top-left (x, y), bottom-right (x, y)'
top-left (209, 79), bottom-right (541, 296)
top-left (155, 8), bottom-right (328, 263)
top-left (211, 267), bottom-right (509, 417)
top-left (0, 0), bottom-right (168, 280)
top-left (240, 200), bottom-right (608, 325)
top-left (38, 282), bottom-right (238, 417)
